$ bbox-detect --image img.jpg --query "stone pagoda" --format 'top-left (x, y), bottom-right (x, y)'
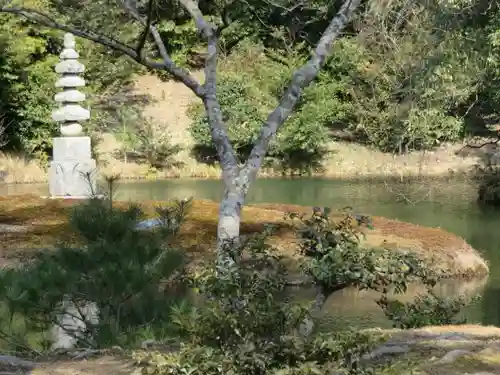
top-left (49, 33), bottom-right (97, 198)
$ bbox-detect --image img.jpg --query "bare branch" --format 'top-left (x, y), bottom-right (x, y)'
top-left (241, 0), bottom-right (361, 182)
top-left (0, 114), bottom-right (10, 148)
top-left (0, 4), bottom-right (205, 97)
top-left (462, 134), bottom-right (500, 150)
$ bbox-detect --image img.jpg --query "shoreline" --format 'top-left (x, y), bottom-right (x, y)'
top-left (0, 163), bottom-right (474, 186)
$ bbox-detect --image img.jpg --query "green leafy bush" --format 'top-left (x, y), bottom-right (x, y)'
top-left (189, 74), bottom-right (270, 164)
top-left (286, 207), bottom-right (438, 299)
top-left (325, 1), bottom-right (481, 152)
top-left (0, 197), bottom-right (188, 349)
top-left (288, 206), bottom-right (477, 330)
top-left (376, 292), bottom-right (478, 329)
top-left (134, 227), bottom-right (384, 375)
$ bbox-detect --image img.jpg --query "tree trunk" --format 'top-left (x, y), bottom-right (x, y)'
top-left (216, 171), bottom-right (252, 268)
top-left (217, 187), bottom-right (243, 247)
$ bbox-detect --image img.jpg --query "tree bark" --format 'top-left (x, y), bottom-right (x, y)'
top-left (218, 187), bottom-right (243, 245)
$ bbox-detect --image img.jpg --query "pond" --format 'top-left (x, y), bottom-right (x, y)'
top-left (3, 177), bottom-right (500, 329)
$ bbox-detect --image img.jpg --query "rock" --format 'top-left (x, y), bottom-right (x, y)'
top-left (436, 349), bottom-right (471, 364)
top-left (0, 224), bottom-right (32, 233)
top-left (363, 344), bottom-right (410, 360)
top-left (51, 297), bottom-right (99, 350)
top-left (135, 218), bottom-right (163, 230)
top-left (0, 354), bottom-right (36, 369)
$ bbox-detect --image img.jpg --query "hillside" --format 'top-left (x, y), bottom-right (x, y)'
top-left (0, 72), bottom-right (495, 184)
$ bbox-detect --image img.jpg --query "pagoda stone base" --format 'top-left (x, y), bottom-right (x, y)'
top-left (49, 136), bottom-right (97, 198)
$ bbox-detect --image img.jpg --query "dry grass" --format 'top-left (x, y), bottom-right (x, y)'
top-left (0, 195), bottom-right (488, 278)
top-left (0, 138), bottom-right (482, 184)
top-left (0, 152), bottom-right (47, 184)
top-left (370, 324), bottom-right (500, 375)
top-left (32, 356), bottom-right (133, 375)
top-left (323, 142), bottom-right (480, 179)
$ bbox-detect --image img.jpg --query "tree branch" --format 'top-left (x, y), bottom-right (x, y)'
top-left (178, 0), bottom-right (239, 180)
top-left (460, 134), bottom-right (500, 150)
top-left (241, 0), bottom-right (361, 183)
top-left (119, 0), bottom-right (204, 97)
top-left (0, 4), bottom-right (205, 97)
top-left (134, 0), bottom-right (155, 58)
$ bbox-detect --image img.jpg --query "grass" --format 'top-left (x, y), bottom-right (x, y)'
top-left (0, 152), bottom-right (47, 184)
top-left (18, 324), bottom-right (500, 375)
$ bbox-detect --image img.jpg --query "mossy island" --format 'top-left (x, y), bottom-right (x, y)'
top-left (0, 195), bottom-right (488, 279)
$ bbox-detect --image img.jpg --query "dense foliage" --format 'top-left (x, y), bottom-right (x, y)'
top-left (134, 207), bottom-right (474, 375)
top-left (0, 0), bottom-right (141, 157)
top-left (188, 43), bottom-right (331, 174)
top-left (134, 225), bottom-right (384, 375)
top-left (2, 0), bottom-right (500, 175)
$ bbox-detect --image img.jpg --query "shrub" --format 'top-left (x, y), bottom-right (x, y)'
top-left (0, 197), bottom-right (189, 349)
top-left (287, 206), bottom-right (477, 330)
top-left (113, 107), bottom-right (183, 170)
top-left (189, 75), bottom-right (264, 164)
top-left (286, 207), bottom-right (438, 299)
top-left (134, 227), bottom-right (385, 375)
top-left (376, 292), bottom-right (478, 329)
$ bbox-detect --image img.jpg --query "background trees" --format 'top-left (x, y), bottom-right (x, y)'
top-left (0, 0), bottom-right (498, 164)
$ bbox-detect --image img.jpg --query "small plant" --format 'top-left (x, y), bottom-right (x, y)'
top-left (0, 196), bottom-right (189, 349)
top-left (114, 108), bottom-right (183, 170)
top-left (288, 206), bottom-right (475, 331)
top-left (376, 292), bottom-right (478, 329)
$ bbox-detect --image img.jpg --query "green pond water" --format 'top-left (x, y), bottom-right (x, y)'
top-left (3, 177), bottom-right (500, 329)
